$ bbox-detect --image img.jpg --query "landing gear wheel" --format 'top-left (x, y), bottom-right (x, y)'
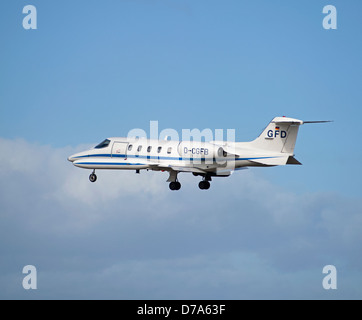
top-left (89, 173), bottom-right (97, 183)
top-left (169, 181), bottom-right (181, 191)
top-left (199, 181), bottom-right (210, 190)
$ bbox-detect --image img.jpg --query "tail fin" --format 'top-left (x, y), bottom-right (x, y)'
top-left (249, 117), bottom-right (304, 154)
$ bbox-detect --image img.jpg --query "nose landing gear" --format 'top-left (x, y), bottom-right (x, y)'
top-left (89, 170), bottom-right (97, 183)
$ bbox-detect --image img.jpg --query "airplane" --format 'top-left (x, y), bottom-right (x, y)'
top-left (68, 117), bottom-right (331, 191)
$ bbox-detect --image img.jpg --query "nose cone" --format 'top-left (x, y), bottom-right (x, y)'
top-left (68, 154), bottom-right (76, 162)
top-left (68, 151), bottom-right (89, 163)
top-left (68, 152), bottom-right (82, 162)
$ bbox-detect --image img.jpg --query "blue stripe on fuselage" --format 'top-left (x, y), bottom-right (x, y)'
top-left (73, 154), bottom-right (277, 162)
top-left (75, 162), bottom-right (144, 166)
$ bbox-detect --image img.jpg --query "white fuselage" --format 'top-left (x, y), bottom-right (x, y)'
top-left (68, 137), bottom-right (281, 173)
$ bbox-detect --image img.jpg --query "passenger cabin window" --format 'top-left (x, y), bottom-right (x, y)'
top-left (128, 144), bottom-right (133, 151)
top-left (157, 147), bottom-right (162, 153)
top-left (95, 139), bottom-right (111, 149)
top-left (167, 147), bottom-right (172, 154)
top-left (147, 146), bottom-right (152, 152)
top-left (137, 145), bottom-right (142, 152)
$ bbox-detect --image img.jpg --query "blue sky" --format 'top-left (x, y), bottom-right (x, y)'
top-left (0, 0), bottom-right (362, 299)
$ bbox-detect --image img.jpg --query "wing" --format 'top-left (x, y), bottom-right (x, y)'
top-left (149, 164), bottom-right (207, 174)
top-left (148, 164), bottom-right (247, 178)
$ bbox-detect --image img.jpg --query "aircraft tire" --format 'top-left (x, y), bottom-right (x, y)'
top-left (89, 173), bottom-right (97, 183)
top-left (169, 182), bottom-right (177, 190)
top-left (199, 181), bottom-right (210, 190)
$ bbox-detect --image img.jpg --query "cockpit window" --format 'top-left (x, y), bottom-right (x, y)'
top-left (95, 139), bottom-right (110, 149)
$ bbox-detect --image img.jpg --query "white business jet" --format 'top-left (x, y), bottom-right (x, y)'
top-left (68, 117), bottom-right (330, 190)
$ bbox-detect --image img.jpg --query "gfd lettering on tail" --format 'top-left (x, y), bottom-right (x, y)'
top-left (267, 130), bottom-right (287, 138)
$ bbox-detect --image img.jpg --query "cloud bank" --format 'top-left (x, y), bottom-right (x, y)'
top-left (0, 137), bottom-right (361, 299)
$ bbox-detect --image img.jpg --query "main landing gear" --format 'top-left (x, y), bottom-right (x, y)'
top-left (89, 170), bottom-right (97, 183)
top-left (167, 170), bottom-right (181, 191)
top-left (198, 180), bottom-right (210, 190)
top-left (198, 174), bottom-right (211, 190)
top-left (169, 180), bottom-right (211, 191)
top-left (169, 181), bottom-right (181, 191)
top-left (167, 171), bottom-right (212, 191)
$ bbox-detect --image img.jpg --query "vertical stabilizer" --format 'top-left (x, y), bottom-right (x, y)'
top-left (249, 117), bottom-right (303, 154)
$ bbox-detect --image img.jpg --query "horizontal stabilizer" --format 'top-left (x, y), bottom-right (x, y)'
top-left (287, 156), bottom-right (302, 165)
top-left (303, 120), bottom-right (333, 124)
